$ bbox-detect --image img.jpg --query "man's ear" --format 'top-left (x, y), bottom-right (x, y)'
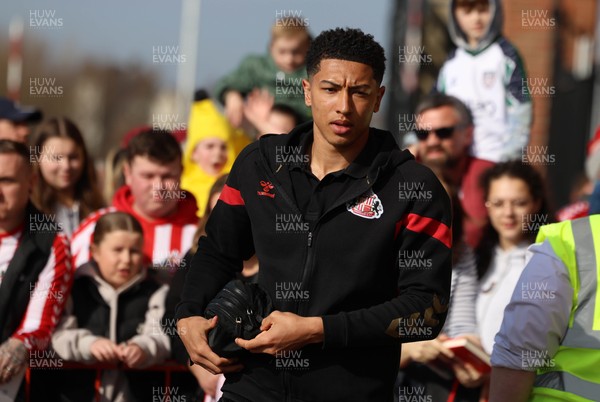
top-left (373, 86), bottom-right (386, 113)
top-left (302, 79), bottom-right (312, 107)
top-left (123, 161), bottom-right (132, 186)
top-left (464, 124), bottom-right (474, 146)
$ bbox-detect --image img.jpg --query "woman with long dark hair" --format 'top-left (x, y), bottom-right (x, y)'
top-left (30, 117), bottom-right (105, 236)
top-left (475, 161), bottom-right (553, 355)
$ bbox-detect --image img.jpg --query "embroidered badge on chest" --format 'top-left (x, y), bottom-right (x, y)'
top-left (346, 189), bottom-right (384, 219)
top-left (257, 180), bottom-right (275, 198)
top-left (483, 71), bottom-right (496, 88)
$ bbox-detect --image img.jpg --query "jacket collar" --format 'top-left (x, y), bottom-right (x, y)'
top-left (259, 120), bottom-right (412, 181)
top-left (78, 261), bottom-right (147, 298)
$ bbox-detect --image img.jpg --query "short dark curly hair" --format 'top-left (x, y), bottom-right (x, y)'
top-left (306, 28), bottom-right (386, 85)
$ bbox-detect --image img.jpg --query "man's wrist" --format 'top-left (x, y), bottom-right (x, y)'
top-left (304, 317), bottom-right (324, 344)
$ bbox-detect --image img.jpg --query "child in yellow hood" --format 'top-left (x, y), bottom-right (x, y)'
top-left (182, 93), bottom-right (250, 217)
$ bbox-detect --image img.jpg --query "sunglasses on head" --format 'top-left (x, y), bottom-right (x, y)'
top-left (415, 126), bottom-right (456, 141)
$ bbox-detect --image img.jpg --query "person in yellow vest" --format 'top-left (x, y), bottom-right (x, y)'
top-left (181, 91), bottom-right (250, 217)
top-left (489, 214), bottom-right (600, 402)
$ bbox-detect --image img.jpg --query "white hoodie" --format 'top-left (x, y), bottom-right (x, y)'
top-left (437, 0), bottom-right (532, 162)
top-left (51, 263), bottom-right (170, 402)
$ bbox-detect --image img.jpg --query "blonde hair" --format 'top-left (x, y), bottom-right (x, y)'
top-left (271, 17), bottom-right (311, 43)
top-left (103, 148), bottom-right (127, 204)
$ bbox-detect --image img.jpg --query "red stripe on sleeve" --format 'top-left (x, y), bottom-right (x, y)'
top-left (219, 184), bottom-right (245, 206)
top-left (395, 213), bottom-right (452, 248)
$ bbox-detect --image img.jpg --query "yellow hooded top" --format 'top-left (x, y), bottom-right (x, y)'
top-left (181, 98), bottom-right (250, 217)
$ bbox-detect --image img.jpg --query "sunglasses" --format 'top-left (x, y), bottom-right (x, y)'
top-left (415, 126), bottom-right (456, 141)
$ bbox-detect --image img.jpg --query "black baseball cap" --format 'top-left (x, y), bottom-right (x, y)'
top-left (0, 97), bottom-right (43, 123)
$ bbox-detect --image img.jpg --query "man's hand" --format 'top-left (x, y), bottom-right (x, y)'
top-left (190, 363), bottom-right (221, 398)
top-left (177, 316), bottom-right (243, 375)
top-left (235, 311), bottom-right (324, 355)
top-left (0, 338), bottom-right (28, 384)
top-left (118, 342), bottom-right (146, 368)
top-left (90, 338), bottom-right (120, 363)
top-left (224, 91), bottom-right (244, 128)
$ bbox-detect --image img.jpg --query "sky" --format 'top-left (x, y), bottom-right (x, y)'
top-left (1, 0), bottom-right (393, 91)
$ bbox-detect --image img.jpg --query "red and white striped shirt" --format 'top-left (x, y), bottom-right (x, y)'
top-left (71, 186), bottom-right (198, 269)
top-left (0, 226), bottom-right (21, 285)
top-left (1, 228), bottom-right (73, 351)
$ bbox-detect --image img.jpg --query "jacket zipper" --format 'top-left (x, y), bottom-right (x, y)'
top-left (297, 175), bottom-right (376, 316)
top-left (259, 155), bottom-right (379, 316)
top-left (259, 159), bottom-right (378, 400)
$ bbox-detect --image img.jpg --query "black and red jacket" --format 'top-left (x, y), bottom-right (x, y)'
top-left (176, 121), bottom-right (452, 402)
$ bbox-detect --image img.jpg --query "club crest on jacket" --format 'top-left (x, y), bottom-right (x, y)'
top-left (346, 189), bottom-right (383, 219)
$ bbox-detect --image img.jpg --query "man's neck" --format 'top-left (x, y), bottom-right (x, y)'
top-left (444, 156), bottom-right (470, 185)
top-left (310, 130), bottom-right (369, 180)
top-left (0, 215), bottom-right (25, 235)
top-left (132, 204), bottom-right (159, 223)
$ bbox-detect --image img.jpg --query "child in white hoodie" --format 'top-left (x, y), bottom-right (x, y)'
top-left (49, 212), bottom-right (170, 402)
top-left (437, 0), bottom-right (532, 163)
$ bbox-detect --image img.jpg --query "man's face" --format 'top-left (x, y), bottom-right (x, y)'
top-left (0, 153), bottom-right (32, 223)
top-left (124, 155), bottom-right (183, 219)
top-left (416, 106), bottom-right (473, 168)
top-left (302, 59), bottom-right (385, 149)
top-left (270, 36), bottom-right (309, 73)
top-left (0, 120), bottom-right (29, 143)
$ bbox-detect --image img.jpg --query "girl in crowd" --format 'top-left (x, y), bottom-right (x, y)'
top-left (31, 117), bottom-right (104, 237)
top-left (50, 212), bottom-right (170, 401)
top-left (436, 161), bottom-right (554, 400)
top-left (476, 161), bottom-right (553, 356)
top-left (399, 161), bottom-right (552, 401)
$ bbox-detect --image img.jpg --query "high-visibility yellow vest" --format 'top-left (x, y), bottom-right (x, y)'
top-left (529, 215), bottom-right (600, 402)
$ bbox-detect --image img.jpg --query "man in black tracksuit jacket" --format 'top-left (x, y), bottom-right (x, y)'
top-left (176, 28), bottom-right (452, 402)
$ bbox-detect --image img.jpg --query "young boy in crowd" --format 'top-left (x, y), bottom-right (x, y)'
top-left (50, 212), bottom-right (170, 402)
top-left (214, 17), bottom-right (312, 129)
top-left (436, 0), bottom-right (531, 163)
